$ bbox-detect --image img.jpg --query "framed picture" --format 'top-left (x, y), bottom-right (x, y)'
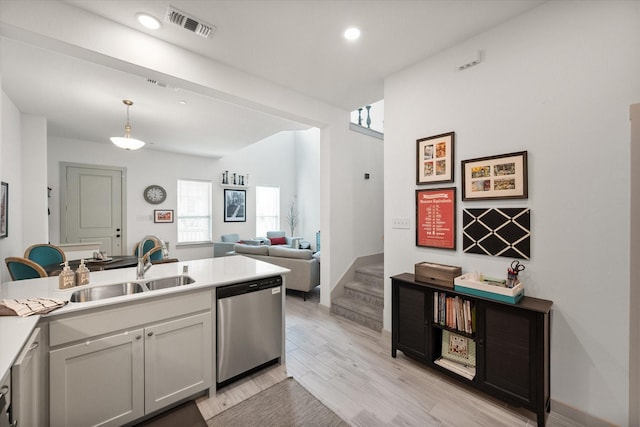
top-left (154, 209), bottom-right (174, 223)
top-left (461, 151), bottom-right (528, 201)
top-left (224, 189), bottom-right (246, 222)
top-left (416, 132), bottom-right (455, 185)
top-left (416, 187), bottom-right (456, 250)
top-left (0, 182), bottom-right (7, 238)
top-left (442, 330), bottom-right (476, 367)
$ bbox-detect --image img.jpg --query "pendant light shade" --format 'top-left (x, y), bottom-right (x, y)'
top-left (111, 100), bottom-right (145, 150)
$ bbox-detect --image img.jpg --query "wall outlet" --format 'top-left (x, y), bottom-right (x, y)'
top-left (392, 217), bottom-right (410, 229)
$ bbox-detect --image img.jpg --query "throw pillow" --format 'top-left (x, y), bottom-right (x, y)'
top-left (270, 236), bottom-right (287, 245)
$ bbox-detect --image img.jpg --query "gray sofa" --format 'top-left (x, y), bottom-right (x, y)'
top-left (233, 244), bottom-right (320, 298)
top-left (213, 233), bottom-right (263, 257)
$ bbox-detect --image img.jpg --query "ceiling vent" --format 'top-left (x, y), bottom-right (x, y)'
top-left (146, 78), bottom-right (168, 88)
top-left (165, 6), bottom-right (216, 39)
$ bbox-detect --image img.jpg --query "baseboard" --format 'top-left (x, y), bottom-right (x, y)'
top-left (380, 328), bottom-right (391, 340)
top-left (550, 399), bottom-right (617, 427)
top-left (317, 302), bottom-right (331, 313)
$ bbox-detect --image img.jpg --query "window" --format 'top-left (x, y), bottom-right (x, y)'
top-left (177, 179), bottom-right (212, 243)
top-left (256, 186), bottom-right (280, 237)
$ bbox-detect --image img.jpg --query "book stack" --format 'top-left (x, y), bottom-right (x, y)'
top-left (434, 357), bottom-right (476, 380)
top-left (434, 330), bottom-right (477, 380)
top-left (433, 292), bottom-right (475, 334)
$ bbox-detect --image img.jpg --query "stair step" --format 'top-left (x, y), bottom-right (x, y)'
top-left (345, 280), bottom-right (383, 298)
top-left (331, 295), bottom-right (382, 332)
top-left (344, 281), bottom-right (384, 308)
top-left (354, 263), bottom-right (384, 288)
top-left (355, 263), bottom-right (384, 278)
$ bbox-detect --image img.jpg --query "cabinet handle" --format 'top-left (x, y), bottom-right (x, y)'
top-left (136, 335), bottom-right (142, 340)
top-left (147, 332), bottom-right (154, 337)
top-left (28, 341), bottom-right (39, 352)
top-left (478, 339), bottom-right (485, 346)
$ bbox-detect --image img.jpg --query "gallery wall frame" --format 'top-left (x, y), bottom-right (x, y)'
top-left (416, 132), bottom-right (455, 185)
top-left (0, 182), bottom-right (7, 238)
top-left (462, 207), bottom-right (531, 260)
top-left (461, 151), bottom-right (528, 201)
top-left (416, 187), bottom-right (456, 250)
top-left (154, 209), bottom-right (174, 223)
top-left (224, 189), bottom-right (246, 222)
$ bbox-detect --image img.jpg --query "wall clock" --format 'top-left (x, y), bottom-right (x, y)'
top-left (144, 185), bottom-right (166, 204)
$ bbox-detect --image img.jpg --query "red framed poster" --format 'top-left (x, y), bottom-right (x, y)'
top-left (416, 187), bottom-right (456, 250)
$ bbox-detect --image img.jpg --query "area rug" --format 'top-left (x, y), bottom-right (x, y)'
top-left (135, 400), bottom-right (206, 427)
top-left (208, 377), bottom-right (349, 426)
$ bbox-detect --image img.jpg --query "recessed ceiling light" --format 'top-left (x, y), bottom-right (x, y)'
top-left (178, 100), bottom-right (187, 105)
top-left (137, 13), bottom-right (161, 30)
top-left (344, 27), bottom-right (361, 41)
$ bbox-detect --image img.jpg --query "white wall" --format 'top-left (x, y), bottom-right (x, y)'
top-left (47, 129), bottom-right (320, 261)
top-left (295, 128), bottom-right (321, 249)
top-left (1, 1), bottom-right (385, 303)
top-left (214, 131), bottom-right (297, 241)
top-left (203, 128), bottom-right (322, 247)
top-left (48, 136), bottom-right (217, 260)
top-left (384, 1), bottom-right (640, 424)
top-left (21, 114), bottom-right (48, 247)
top-left (0, 91), bottom-right (23, 283)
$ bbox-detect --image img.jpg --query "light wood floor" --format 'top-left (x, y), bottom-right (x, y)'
top-left (198, 289), bottom-right (582, 426)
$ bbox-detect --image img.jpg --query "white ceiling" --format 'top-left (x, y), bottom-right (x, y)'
top-left (0, 0), bottom-right (546, 158)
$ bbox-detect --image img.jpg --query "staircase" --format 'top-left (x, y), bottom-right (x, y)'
top-left (331, 263), bottom-right (384, 332)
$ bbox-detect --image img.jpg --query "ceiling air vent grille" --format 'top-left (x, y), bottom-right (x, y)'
top-left (165, 6), bottom-right (216, 39)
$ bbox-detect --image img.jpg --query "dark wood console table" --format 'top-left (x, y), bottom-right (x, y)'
top-left (391, 273), bottom-right (553, 426)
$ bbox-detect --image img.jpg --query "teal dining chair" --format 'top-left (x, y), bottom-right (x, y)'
top-left (5, 257), bottom-right (48, 281)
top-left (24, 243), bottom-right (66, 268)
top-left (133, 237), bottom-right (164, 262)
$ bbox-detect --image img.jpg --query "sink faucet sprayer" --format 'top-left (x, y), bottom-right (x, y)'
top-left (136, 235), bottom-right (165, 279)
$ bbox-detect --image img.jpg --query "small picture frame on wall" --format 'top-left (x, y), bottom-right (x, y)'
top-left (154, 209), bottom-right (174, 223)
top-left (416, 132), bottom-right (455, 185)
top-left (224, 189), bottom-right (246, 222)
top-left (461, 151), bottom-right (528, 201)
top-left (0, 182), bottom-right (8, 238)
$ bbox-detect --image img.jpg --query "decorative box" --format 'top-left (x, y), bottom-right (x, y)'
top-left (414, 262), bottom-right (462, 288)
top-left (454, 273), bottom-right (524, 304)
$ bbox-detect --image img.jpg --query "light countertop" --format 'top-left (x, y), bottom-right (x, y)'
top-left (0, 256), bottom-right (289, 382)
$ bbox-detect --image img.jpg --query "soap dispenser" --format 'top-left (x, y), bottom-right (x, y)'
top-left (75, 259), bottom-right (90, 286)
top-left (59, 262), bottom-right (75, 289)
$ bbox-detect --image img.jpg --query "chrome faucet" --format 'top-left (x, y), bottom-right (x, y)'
top-left (136, 235), bottom-right (162, 279)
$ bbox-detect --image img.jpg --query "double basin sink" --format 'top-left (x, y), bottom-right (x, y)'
top-left (69, 275), bottom-right (195, 303)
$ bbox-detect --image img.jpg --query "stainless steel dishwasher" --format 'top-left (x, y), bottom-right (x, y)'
top-left (216, 275), bottom-right (283, 387)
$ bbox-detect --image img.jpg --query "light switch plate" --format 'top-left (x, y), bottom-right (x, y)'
top-left (392, 217), bottom-right (410, 229)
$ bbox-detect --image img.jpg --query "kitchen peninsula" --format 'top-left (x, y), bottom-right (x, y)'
top-left (0, 256), bottom-right (289, 426)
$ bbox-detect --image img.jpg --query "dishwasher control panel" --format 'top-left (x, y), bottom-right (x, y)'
top-left (216, 275), bottom-right (282, 299)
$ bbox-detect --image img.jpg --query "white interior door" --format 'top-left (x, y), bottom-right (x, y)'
top-left (62, 164), bottom-right (125, 256)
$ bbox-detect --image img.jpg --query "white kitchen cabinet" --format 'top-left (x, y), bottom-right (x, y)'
top-left (144, 313), bottom-right (212, 413)
top-left (49, 290), bottom-right (213, 426)
top-left (0, 371), bottom-right (10, 427)
top-left (12, 327), bottom-right (46, 427)
top-left (50, 329), bottom-right (145, 427)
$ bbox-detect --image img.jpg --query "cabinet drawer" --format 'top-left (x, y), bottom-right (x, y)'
top-left (50, 290), bottom-right (212, 347)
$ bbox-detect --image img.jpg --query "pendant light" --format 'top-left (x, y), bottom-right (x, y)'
top-left (111, 99), bottom-right (145, 150)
